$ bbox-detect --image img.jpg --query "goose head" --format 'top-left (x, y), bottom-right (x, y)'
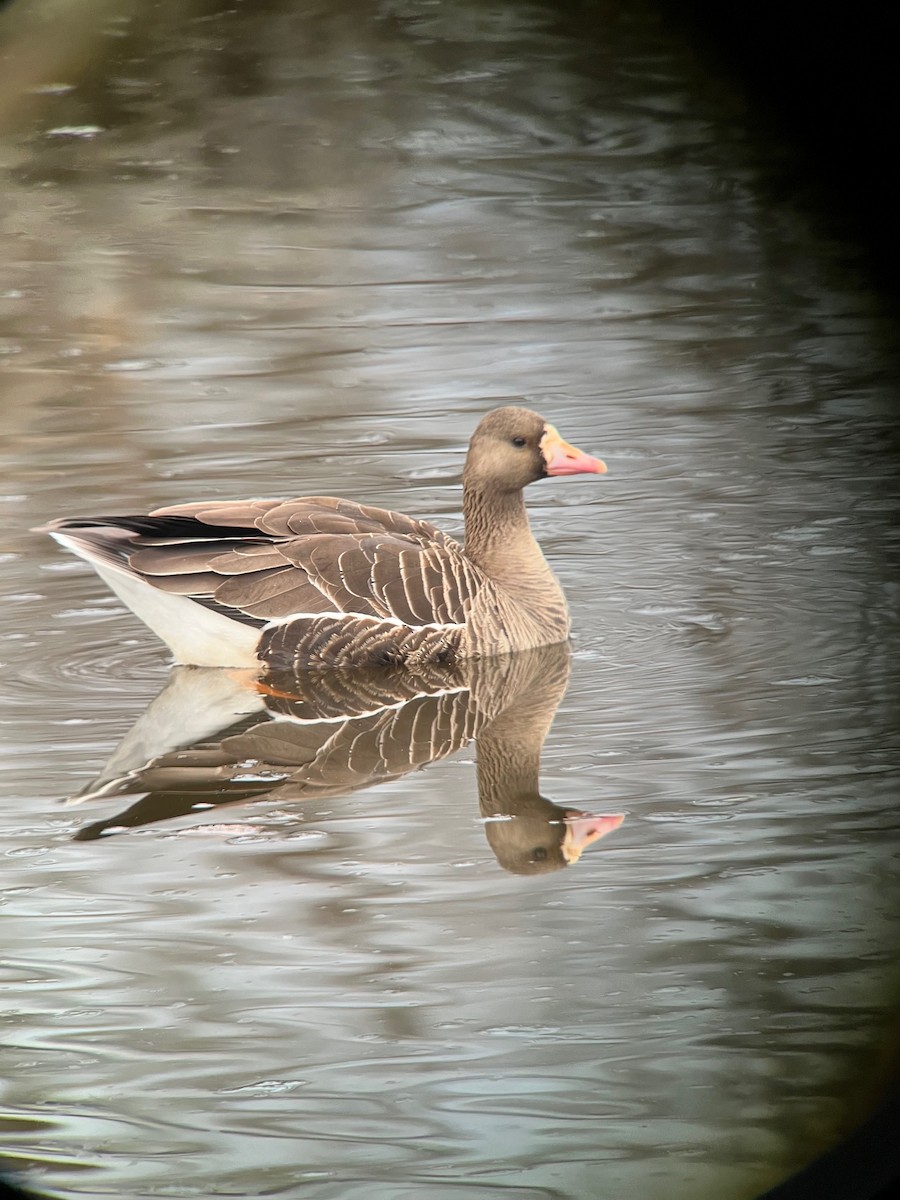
top-left (463, 406), bottom-right (606, 493)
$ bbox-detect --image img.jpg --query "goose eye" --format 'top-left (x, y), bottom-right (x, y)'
top-left (511, 436), bottom-right (527, 448)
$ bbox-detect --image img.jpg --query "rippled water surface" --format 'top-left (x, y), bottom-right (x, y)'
top-left (2, 2), bottom-right (899, 1198)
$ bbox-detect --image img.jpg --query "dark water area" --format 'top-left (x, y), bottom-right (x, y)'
top-left (662, 0), bottom-right (900, 294)
top-left (1, 2), bottom-right (899, 1198)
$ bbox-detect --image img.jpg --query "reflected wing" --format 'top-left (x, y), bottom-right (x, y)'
top-left (71, 666), bottom-right (483, 841)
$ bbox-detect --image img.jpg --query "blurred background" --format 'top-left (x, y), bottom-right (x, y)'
top-left (1, 2), bottom-right (898, 1198)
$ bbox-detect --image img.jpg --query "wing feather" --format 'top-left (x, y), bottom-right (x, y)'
top-left (54, 495), bottom-right (484, 633)
top-left (215, 566), bottom-right (334, 620)
top-left (398, 549), bottom-right (436, 623)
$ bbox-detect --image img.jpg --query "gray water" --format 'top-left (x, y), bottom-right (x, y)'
top-left (2, 1), bottom-right (899, 1198)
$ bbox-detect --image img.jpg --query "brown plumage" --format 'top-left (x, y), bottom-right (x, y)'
top-left (38, 407), bottom-right (606, 669)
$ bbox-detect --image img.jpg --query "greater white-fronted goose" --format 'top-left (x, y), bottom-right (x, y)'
top-left (67, 645), bottom-right (624, 872)
top-left (39, 406), bottom-right (606, 669)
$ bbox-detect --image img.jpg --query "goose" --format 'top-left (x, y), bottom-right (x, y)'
top-left (38, 406), bottom-right (606, 670)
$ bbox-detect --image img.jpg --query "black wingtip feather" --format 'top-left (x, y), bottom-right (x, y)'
top-left (46, 515), bottom-right (266, 540)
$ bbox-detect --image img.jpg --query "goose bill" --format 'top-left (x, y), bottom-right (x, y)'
top-left (540, 425), bottom-right (607, 476)
top-left (561, 812), bottom-right (625, 863)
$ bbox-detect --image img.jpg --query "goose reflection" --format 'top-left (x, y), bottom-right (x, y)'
top-left (69, 643), bottom-right (624, 873)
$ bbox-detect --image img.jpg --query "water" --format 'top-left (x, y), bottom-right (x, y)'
top-left (2, 1), bottom-right (899, 1197)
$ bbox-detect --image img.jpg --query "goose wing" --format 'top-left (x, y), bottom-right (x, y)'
top-left (122, 496), bottom-right (486, 627)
